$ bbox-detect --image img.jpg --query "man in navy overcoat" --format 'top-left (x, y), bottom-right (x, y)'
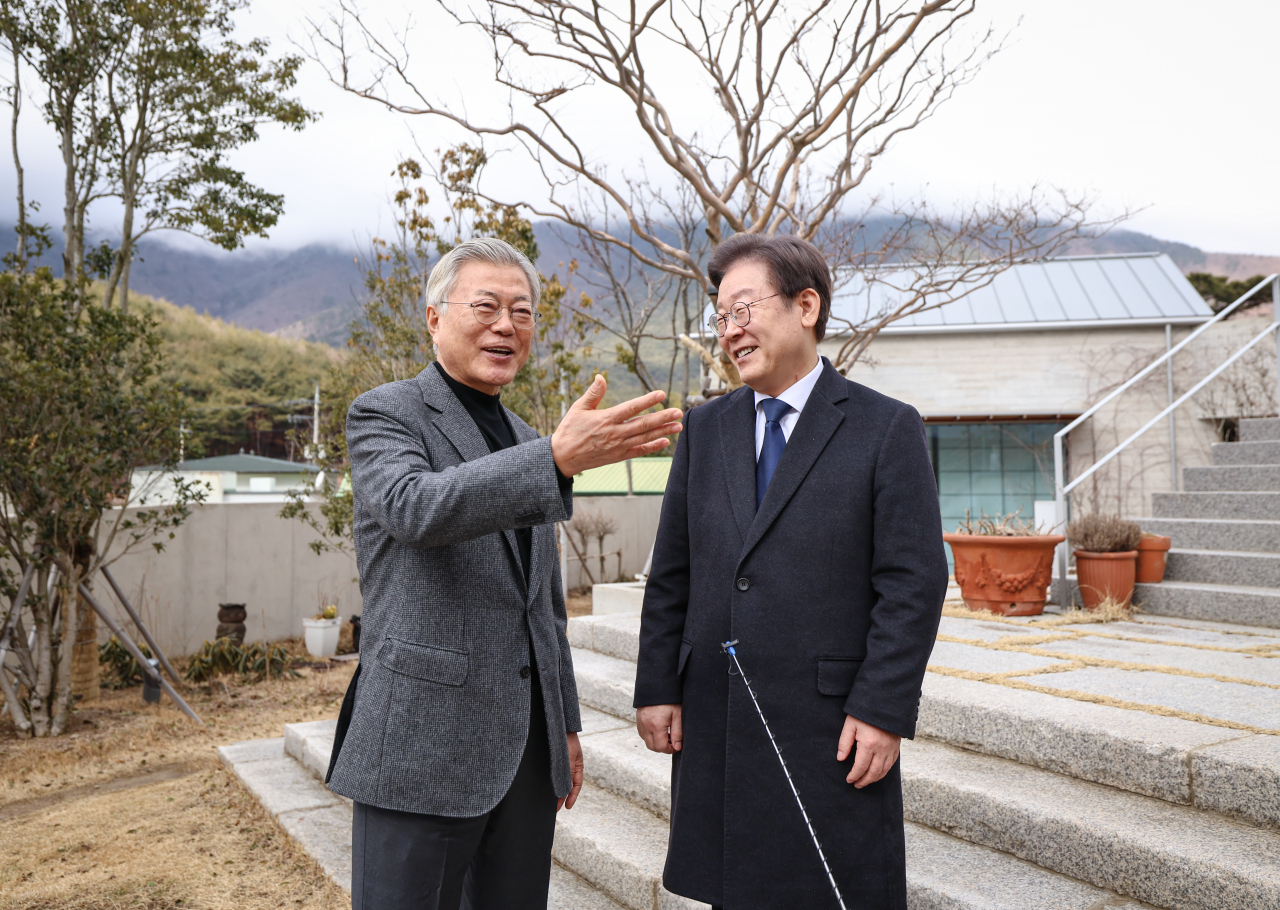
top-left (633, 234), bottom-right (948, 910)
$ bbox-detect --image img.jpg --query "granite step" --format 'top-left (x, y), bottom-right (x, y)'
top-left (570, 707), bottom-right (1157, 907)
top-left (1135, 579), bottom-right (1280, 628)
top-left (565, 742), bottom-right (1151, 910)
top-left (221, 736), bottom-right (627, 909)
top-left (1213, 440), bottom-right (1280, 466)
top-left (570, 634), bottom-right (1280, 830)
top-left (902, 737), bottom-right (1280, 910)
top-left (1184, 465), bottom-right (1280, 491)
top-left (1243, 418), bottom-right (1280, 442)
top-left (1152, 490), bottom-right (1280, 520)
top-left (1164, 547), bottom-right (1280, 587)
top-left (1139, 517), bottom-right (1280, 553)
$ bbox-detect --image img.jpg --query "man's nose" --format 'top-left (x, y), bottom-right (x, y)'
top-left (489, 309), bottom-right (517, 334)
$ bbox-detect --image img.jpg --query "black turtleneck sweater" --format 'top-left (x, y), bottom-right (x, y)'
top-left (434, 361), bottom-right (571, 581)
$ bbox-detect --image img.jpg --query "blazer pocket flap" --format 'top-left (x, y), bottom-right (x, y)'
top-left (678, 639), bottom-right (693, 676)
top-left (380, 638), bottom-right (469, 686)
top-left (816, 657), bottom-right (864, 696)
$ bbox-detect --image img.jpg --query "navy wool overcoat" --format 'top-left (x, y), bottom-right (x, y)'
top-left (634, 359), bottom-right (949, 910)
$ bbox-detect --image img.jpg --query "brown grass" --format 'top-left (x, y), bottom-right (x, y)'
top-left (565, 589), bottom-right (593, 618)
top-left (942, 596), bottom-right (1137, 627)
top-left (0, 639), bottom-right (354, 910)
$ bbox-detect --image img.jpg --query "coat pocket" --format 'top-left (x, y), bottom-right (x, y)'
top-left (379, 637), bottom-right (469, 686)
top-left (816, 657), bottom-right (864, 697)
top-left (678, 639), bottom-right (693, 676)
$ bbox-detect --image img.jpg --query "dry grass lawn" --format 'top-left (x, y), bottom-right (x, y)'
top-left (0, 640), bottom-right (356, 910)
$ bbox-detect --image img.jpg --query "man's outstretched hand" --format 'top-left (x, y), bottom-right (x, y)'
top-left (551, 375), bottom-right (683, 478)
top-left (636, 704), bottom-right (683, 754)
top-left (837, 715), bottom-right (901, 788)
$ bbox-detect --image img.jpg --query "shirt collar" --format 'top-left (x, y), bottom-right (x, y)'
top-left (753, 356), bottom-right (825, 415)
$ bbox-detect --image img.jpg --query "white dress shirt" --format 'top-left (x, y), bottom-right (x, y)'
top-left (754, 357), bottom-right (825, 459)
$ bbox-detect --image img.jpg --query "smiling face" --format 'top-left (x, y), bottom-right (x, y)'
top-left (716, 258), bottom-right (821, 398)
top-left (426, 261), bottom-right (535, 395)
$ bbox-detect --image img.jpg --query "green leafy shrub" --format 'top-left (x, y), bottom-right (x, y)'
top-left (183, 639), bottom-right (298, 683)
top-left (99, 636), bottom-right (155, 689)
top-left (1067, 513), bottom-right (1142, 553)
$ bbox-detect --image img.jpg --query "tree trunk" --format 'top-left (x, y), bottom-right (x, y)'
top-left (9, 38), bottom-right (25, 270)
top-left (69, 587), bottom-right (99, 704)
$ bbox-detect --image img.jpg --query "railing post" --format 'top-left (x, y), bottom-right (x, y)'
top-left (1053, 430), bottom-right (1068, 584)
top-left (1273, 277), bottom-right (1280, 416)
top-left (1166, 324), bottom-right (1177, 491)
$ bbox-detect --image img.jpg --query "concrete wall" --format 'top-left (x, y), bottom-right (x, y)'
top-left (102, 502), bottom-right (360, 658)
top-left (96, 494), bottom-right (663, 655)
top-left (563, 495), bottom-right (665, 591)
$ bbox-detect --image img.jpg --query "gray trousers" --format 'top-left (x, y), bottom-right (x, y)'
top-left (351, 674), bottom-right (557, 910)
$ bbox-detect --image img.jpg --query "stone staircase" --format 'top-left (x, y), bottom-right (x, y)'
top-left (222, 606), bottom-right (1280, 909)
top-left (562, 611), bottom-right (1280, 910)
top-left (1140, 416), bottom-right (1280, 627)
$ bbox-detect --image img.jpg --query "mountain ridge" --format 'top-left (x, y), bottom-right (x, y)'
top-left (13, 225), bottom-right (1277, 346)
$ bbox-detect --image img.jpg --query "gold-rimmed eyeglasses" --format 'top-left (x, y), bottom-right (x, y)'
top-left (707, 293), bottom-right (782, 337)
top-left (445, 301), bottom-right (540, 330)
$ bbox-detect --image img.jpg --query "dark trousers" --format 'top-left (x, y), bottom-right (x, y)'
top-left (351, 675), bottom-right (557, 910)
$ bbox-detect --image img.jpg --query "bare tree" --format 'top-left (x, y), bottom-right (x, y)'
top-left (309, 0), bottom-right (1123, 383)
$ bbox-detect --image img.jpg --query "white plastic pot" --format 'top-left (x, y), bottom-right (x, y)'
top-left (303, 617), bottom-right (341, 658)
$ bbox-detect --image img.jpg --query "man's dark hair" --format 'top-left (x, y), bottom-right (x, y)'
top-left (707, 234), bottom-right (833, 342)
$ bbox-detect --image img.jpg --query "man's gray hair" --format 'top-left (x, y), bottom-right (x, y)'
top-left (425, 237), bottom-right (541, 314)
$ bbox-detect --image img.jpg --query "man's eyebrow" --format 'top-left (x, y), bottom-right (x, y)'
top-left (474, 289), bottom-right (533, 303)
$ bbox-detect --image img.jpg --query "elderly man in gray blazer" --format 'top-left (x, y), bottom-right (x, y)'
top-left (326, 237), bottom-right (683, 910)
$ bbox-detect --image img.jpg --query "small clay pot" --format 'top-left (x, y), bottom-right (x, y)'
top-left (1136, 535), bottom-right (1172, 584)
top-left (1074, 550), bottom-right (1138, 609)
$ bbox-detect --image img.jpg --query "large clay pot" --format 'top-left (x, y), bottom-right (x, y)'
top-left (1074, 550), bottom-right (1138, 609)
top-left (1136, 535), bottom-right (1172, 584)
top-left (943, 534), bottom-right (1066, 616)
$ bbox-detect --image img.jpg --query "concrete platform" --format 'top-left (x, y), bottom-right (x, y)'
top-left (592, 583), bottom-right (646, 615)
top-left (218, 736), bottom-right (627, 908)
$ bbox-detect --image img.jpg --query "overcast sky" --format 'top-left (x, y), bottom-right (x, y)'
top-left (7, 0), bottom-right (1280, 256)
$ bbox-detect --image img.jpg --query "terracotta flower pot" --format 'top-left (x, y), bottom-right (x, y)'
top-left (1136, 535), bottom-right (1172, 584)
top-left (1074, 550), bottom-right (1138, 609)
top-left (943, 534), bottom-right (1066, 616)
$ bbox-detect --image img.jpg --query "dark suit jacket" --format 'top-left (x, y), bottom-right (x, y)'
top-left (634, 358), bottom-right (947, 910)
top-left (328, 366), bottom-right (581, 817)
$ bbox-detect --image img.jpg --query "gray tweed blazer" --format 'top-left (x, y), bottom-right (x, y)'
top-left (327, 365), bottom-right (581, 817)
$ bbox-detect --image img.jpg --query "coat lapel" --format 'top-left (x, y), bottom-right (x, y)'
top-left (416, 366), bottom-right (525, 588)
top-left (739, 361), bottom-right (848, 560)
top-left (717, 387), bottom-right (758, 544)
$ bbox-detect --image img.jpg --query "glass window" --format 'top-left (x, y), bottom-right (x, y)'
top-left (927, 421), bottom-right (1065, 567)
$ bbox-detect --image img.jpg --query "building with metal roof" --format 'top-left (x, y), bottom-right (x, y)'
top-left (807, 252), bottom-right (1252, 557)
top-left (829, 253), bottom-right (1214, 335)
top-left (132, 452), bottom-right (319, 505)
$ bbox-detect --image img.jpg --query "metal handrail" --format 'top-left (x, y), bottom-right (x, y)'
top-left (1052, 273), bottom-right (1280, 579)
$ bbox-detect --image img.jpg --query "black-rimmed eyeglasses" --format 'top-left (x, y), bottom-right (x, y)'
top-left (707, 293), bottom-right (782, 337)
top-left (445, 301), bottom-right (540, 330)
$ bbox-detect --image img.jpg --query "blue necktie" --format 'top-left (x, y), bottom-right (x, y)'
top-left (756, 398), bottom-right (792, 510)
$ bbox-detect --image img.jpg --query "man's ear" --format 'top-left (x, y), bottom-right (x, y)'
top-left (425, 303), bottom-right (441, 335)
top-left (798, 289), bottom-right (821, 329)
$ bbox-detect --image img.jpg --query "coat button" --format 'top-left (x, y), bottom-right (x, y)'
top-left (736, 577), bottom-right (750, 591)
top-left (519, 665), bottom-right (531, 679)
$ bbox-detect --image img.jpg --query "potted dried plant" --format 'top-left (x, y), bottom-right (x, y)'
top-left (943, 511), bottom-right (1066, 616)
top-left (1136, 532), bottom-right (1173, 584)
top-left (1067, 514), bottom-right (1141, 609)
top-left (304, 604), bottom-right (341, 658)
